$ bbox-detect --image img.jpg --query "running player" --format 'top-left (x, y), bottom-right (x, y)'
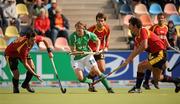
top-left (143, 13), bottom-right (170, 89)
top-left (87, 12), bottom-right (110, 92)
top-left (68, 21), bottom-right (114, 93)
top-left (4, 27), bottom-right (53, 93)
top-left (120, 17), bottom-right (180, 93)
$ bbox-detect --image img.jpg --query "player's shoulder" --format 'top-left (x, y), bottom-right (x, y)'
top-left (69, 32), bottom-right (77, 38)
top-left (163, 24), bottom-right (168, 29)
top-left (88, 25), bottom-right (96, 30)
top-left (149, 24), bottom-right (158, 31)
top-left (152, 24), bottom-right (159, 28)
top-left (140, 28), bottom-right (150, 34)
top-left (104, 23), bottom-right (110, 29)
top-left (85, 30), bottom-right (93, 35)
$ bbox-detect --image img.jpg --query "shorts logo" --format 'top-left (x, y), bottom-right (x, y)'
top-left (105, 54), bottom-right (129, 79)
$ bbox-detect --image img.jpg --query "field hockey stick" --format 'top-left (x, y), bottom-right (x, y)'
top-left (69, 51), bottom-right (102, 55)
top-left (169, 46), bottom-right (180, 54)
top-left (36, 76), bottom-right (44, 82)
top-left (91, 63), bottom-right (125, 85)
top-left (50, 58), bottom-right (67, 94)
top-left (167, 60), bottom-right (180, 72)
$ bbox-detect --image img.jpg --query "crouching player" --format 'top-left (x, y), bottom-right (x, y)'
top-left (120, 17), bottom-right (180, 93)
top-left (68, 21), bottom-right (114, 93)
top-left (4, 27), bottom-right (53, 93)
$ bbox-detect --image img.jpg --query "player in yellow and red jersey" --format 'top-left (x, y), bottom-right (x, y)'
top-left (87, 12), bottom-right (110, 92)
top-left (120, 17), bottom-right (180, 93)
top-left (5, 27), bottom-right (53, 93)
top-left (142, 13), bottom-right (171, 90)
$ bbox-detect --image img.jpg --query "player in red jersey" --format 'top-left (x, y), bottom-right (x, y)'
top-left (142, 13), bottom-right (171, 90)
top-left (120, 17), bottom-right (180, 93)
top-left (87, 12), bottom-right (110, 92)
top-left (4, 28), bottom-right (53, 93)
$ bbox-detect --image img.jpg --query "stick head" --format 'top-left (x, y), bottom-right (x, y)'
top-left (62, 88), bottom-right (67, 94)
top-left (167, 68), bottom-right (173, 72)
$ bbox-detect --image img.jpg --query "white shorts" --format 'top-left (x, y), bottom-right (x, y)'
top-left (71, 55), bottom-right (98, 71)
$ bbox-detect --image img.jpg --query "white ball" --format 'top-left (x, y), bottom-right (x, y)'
top-left (60, 47), bottom-right (65, 51)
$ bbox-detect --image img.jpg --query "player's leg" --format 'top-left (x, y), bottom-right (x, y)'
top-left (96, 54), bottom-right (106, 73)
top-left (148, 50), bottom-right (165, 89)
top-left (87, 54), bottom-right (105, 92)
top-left (21, 56), bottom-right (35, 93)
top-left (151, 50), bottom-right (180, 92)
top-left (72, 59), bottom-right (92, 84)
top-left (142, 70), bottom-right (151, 90)
top-left (92, 66), bottom-right (114, 93)
top-left (128, 60), bottom-right (152, 93)
top-left (87, 55), bottom-right (114, 93)
top-left (75, 68), bottom-right (92, 84)
top-left (7, 57), bottom-right (20, 93)
top-left (152, 67), bottom-right (163, 87)
top-left (12, 70), bottom-right (20, 93)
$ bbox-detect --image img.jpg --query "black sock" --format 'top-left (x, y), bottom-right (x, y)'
top-left (22, 71), bottom-right (33, 86)
top-left (144, 70), bottom-right (151, 84)
top-left (136, 72), bottom-right (144, 89)
top-left (12, 77), bottom-right (19, 88)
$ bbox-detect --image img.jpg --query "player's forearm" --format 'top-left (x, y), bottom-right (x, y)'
top-left (95, 39), bottom-right (100, 51)
top-left (24, 63), bottom-right (37, 76)
top-left (126, 49), bottom-right (139, 63)
top-left (165, 38), bottom-right (171, 48)
top-left (105, 35), bottom-right (110, 49)
top-left (126, 41), bottom-right (146, 63)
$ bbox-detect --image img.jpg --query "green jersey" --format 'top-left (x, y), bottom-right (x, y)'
top-left (69, 30), bottom-right (98, 60)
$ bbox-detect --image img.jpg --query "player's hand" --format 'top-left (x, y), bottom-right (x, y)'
top-left (103, 48), bottom-right (108, 52)
top-left (121, 61), bottom-right (129, 67)
top-left (48, 52), bottom-right (53, 58)
top-left (34, 74), bottom-right (43, 82)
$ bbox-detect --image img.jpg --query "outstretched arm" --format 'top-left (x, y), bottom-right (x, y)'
top-left (22, 58), bottom-right (42, 81)
top-left (123, 39), bottom-right (147, 66)
top-left (42, 38), bottom-right (53, 58)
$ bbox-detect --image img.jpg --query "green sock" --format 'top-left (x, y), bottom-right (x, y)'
top-left (100, 74), bottom-right (111, 90)
top-left (79, 77), bottom-right (92, 84)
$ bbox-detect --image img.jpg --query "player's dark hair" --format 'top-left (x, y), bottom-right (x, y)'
top-left (26, 27), bottom-right (36, 39)
top-left (157, 13), bottom-right (166, 19)
top-left (75, 21), bottom-right (87, 30)
top-left (129, 17), bottom-right (142, 29)
top-left (96, 12), bottom-right (107, 21)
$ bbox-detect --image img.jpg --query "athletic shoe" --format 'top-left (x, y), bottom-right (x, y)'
top-left (88, 84), bottom-right (97, 92)
top-left (128, 86), bottom-right (142, 93)
top-left (13, 87), bottom-right (19, 93)
top-left (175, 83), bottom-right (180, 93)
top-left (174, 78), bottom-right (180, 93)
top-left (21, 84), bottom-right (35, 93)
top-left (151, 80), bottom-right (160, 89)
top-left (107, 88), bottom-right (115, 93)
top-left (142, 83), bottom-right (151, 90)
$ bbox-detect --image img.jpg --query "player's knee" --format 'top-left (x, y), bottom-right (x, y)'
top-left (77, 76), bottom-right (84, 82)
top-left (99, 67), bottom-right (105, 73)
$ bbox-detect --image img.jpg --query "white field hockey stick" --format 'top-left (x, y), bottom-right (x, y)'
top-left (167, 60), bottom-right (180, 72)
top-left (50, 58), bottom-right (67, 94)
top-left (167, 46), bottom-right (180, 72)
top-left (169, 46), bottom-right (180, 54)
